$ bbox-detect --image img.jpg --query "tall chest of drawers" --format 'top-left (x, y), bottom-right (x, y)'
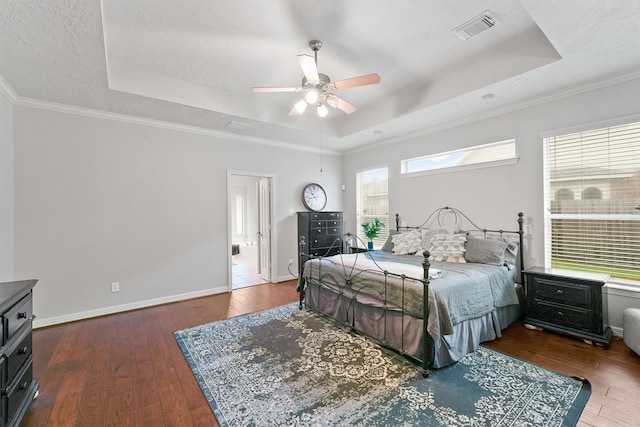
top-left (0, 280), bottom-right (38, 427)
top-left (297, 211), bottom-right (343, 274)
top-left (523, 267), bottom-right (612, 346)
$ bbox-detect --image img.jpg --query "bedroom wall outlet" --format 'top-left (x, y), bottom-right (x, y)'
top-left (111, 282), bottom-right (120, 293)
top-left (524, 224), bottom-right (533, 235)
top-left (288, 259), bottom-right (293, 265)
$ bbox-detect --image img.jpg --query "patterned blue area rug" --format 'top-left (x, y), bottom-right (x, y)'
top-left (174, 303), bottom-right (590, 426)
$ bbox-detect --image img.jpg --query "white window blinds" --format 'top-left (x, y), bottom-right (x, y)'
top-left (543, 121), bottom-right (640, 284)
top-left (356, 167), bottom-right (389, 248)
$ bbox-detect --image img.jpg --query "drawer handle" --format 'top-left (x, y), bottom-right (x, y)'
top-left (556, 289), bottom-right (564, 295)
top-left (18, 311), bottom-right (28, 319)
top-left (18, 346), bottom-right (29, 355)
top-left (558, 311), bottom-right (564, 317)
top-left (19, 381), bottom-right (28, 391)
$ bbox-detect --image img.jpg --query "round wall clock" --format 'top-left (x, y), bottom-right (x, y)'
top-left (302, 183), bottom-right (327, 211)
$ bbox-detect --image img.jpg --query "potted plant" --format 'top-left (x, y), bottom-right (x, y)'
top-left (361, 218), bottom-right (385, 250)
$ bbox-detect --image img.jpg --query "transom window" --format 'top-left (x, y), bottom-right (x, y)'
top-left (401, 139), bottom-right (517, 175)
top-left (543, 120), bottom-right (640, 284)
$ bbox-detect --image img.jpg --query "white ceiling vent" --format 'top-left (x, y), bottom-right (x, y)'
top-left (225, 120), bottom-right (251, 130)
top-left (452, 11), bottom-right (499, 40)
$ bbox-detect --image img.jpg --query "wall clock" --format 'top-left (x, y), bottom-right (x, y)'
top-left (302, 183), bottom-right (327, 211)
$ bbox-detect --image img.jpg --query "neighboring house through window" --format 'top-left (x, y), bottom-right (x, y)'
top-left (543, 119), bottom-right (640, 285)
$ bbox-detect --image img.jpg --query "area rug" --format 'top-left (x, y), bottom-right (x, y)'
top-left (174, 303), bottom-right (591, 426)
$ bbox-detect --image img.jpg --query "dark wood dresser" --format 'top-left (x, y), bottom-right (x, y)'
top-left (297, 211), bottom-right (343, 273)
top-left (523, 267), bottom-right (612, 346)
top-left (0, 280), bottom-right (38, 427)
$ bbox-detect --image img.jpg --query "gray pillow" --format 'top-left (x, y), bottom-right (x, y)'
top-left (381, 229), bottom-right (400, 252)
top-left (464, 236), bottom-right (509, 266)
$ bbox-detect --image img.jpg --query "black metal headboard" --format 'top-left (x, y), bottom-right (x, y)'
top-left (395, 207), bottom-right (525, 284)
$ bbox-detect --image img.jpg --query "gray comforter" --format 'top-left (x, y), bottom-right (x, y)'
top-left (301, 250), bottom-right (518, 342)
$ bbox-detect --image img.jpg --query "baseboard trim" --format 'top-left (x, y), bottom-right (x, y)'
top-left (33, 286), bottom-right (229, 328)
top-left (277, 274), bottom-right (299, 283)
top-left (611, 325), bottom-right (623, 337)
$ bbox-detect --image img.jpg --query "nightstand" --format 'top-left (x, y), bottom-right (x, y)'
top-left (523, 267), bottom-right (612, 347)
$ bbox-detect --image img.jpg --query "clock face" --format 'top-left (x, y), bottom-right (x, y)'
top-left (302, 183), bottom-right (327, 211)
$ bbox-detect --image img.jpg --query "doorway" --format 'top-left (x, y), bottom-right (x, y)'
top-left (228, 172), bottom-right (274, 290)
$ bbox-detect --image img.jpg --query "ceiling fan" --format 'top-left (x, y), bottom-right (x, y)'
top-left (251, 40), bottom-right (380, 117)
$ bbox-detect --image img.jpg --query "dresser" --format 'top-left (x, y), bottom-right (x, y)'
top-left (523, 267), bottom-right (612, 346)
top-left (297, 211), bottom-right (343, 274)
top-left (0, 280), bottom-right (38, 427)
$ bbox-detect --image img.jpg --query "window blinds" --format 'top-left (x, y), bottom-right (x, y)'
top-left (544, 121), bottom-right (640, 283)
top-left (356, 167), bottom-right (389, 248)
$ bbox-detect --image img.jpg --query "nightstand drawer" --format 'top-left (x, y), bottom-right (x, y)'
top-left (532, 277), bottom-right (591, 307)
top-left (534, 301), bottom-right (592, 331)
top-left (523, 267), bottom-right (611, 345)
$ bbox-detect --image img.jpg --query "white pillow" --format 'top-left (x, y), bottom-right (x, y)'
top-left (428, 233), bottom-right (467, 263)
top-left (420, 228), bottom-right (449, 249)
top-left (391, 230), bottom-right (423, 255)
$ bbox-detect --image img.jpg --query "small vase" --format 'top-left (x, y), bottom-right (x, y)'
top-left (367, 241), bottom-right (374, 250)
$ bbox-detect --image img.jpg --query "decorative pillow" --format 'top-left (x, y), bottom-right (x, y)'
top-left (391, 230), bottom-right (423, 255)
top-left (428, 233), bottom-right (467, 263)
top-left (381, 229), bottom-right (400, 252)
top-left (464, 236), bottom-right (509, 266)
top-left (501, 238), bottom-right (519, 265)
top-left (420, 228), bottom-right (449, 249)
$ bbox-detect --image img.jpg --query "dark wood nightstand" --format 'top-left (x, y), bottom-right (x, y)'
top-left (523, 267), bottom-right (612, 347)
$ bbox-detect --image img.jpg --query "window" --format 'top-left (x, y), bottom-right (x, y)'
top-left (356, 167), bottom-right (389, 248)
top-left (401, 139), bottom-right (517, 175)
top-left (543, 120), bottom-right (640, 284)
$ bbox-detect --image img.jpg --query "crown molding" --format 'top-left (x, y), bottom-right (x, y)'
top-left (0, 74), bottom-right (338, 156)
top-left (346, 68), bottom-right (640, 155)
top-left (0, 74), bottom-right (18, 103)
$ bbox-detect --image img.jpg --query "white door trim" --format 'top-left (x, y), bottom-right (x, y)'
top-left (226, 170), bottom-right (277, 291)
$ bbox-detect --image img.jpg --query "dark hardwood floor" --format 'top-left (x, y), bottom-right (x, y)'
top-left (23, 280), bottom-right (639, 426)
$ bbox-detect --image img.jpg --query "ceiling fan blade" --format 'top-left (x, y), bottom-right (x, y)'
top-left (332, 73), bottom-right (380, 90)
top-left (251, 86), bottom-right (299, 93)
top-left (326, 94), bottom-right (357, 114)
top-left (298, 54), bottom-right (319, 82)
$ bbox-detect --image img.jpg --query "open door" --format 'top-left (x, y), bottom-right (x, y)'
top-left (228, 171), bottom-right (275, 290)
top-left (257, 177), bottom-right (271, 281)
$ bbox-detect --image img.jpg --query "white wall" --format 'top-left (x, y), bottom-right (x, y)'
top-left (342, 77), bottom-right (640, 331)
top-left (12, 106), bottom-right (343, 326)
top-left (0, 93), bottom-right (13, 281)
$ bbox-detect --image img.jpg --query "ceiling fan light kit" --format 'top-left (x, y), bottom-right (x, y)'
top-left (251, 40), bottom-right (380, 118)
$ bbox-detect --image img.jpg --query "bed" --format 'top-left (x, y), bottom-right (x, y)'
top-left (297, 207), bottom-right (525, 376)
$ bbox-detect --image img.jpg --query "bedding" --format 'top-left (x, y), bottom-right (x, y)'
top-left (302, 250), bottom-right (518, 347)
top-left (298, 208), bottom-right (525, 372)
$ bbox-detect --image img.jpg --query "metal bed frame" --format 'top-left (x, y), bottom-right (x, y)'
top-left (298, 207), bottom-right (524, 377)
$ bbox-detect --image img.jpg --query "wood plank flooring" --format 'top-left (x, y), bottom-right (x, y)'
top-left (23, 280), bottom-right (640, 426)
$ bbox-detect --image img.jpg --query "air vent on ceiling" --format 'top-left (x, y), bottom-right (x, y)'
top-left (452, 11), bottom-right (499, 40)
top-left (225, 120), bottom-right (251, 130)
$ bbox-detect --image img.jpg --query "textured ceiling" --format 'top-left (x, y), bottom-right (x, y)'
top-left (1, 0), bottom-right (639, 153)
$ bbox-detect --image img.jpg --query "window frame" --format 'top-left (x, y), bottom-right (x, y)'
top-left (400, 139), bottom-right (518, 177)
top-left (542, 115), bottom-right (640, 287)
top-left (356, 166), bottom-right (390, 250)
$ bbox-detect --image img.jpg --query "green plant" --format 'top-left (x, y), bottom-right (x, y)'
top-left (361, 218), bottom-right (385, 241)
